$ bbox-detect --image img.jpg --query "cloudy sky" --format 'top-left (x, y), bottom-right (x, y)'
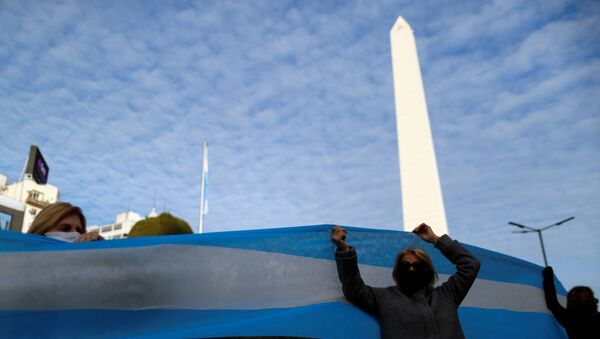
top-left (1, 0), bottom-right (599, 292)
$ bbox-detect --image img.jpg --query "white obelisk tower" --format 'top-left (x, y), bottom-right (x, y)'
top-left (390, 17), bottom-right (448, 235)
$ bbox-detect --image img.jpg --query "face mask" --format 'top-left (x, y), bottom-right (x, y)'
top-left (396, 269), bottom-right (431, 293)
top-left (44, 231), bottom-right (81, 243)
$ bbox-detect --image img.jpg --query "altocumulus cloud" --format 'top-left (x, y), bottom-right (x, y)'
top-left (0, 0), bottom-right (599, 293)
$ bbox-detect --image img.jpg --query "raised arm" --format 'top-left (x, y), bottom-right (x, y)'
top-left (331, 226), bottom-right (379, 315)
top-left (542, 266), bottom-right (569, 326)
top-left (413, 223), bottom-right (481, 306)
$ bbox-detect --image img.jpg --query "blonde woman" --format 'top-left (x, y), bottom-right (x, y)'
top-left (331, 223), bottom-right (480, 339)
top-left (28, 202), bottom-right (103, 242)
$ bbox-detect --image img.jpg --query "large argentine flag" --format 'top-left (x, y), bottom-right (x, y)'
top-left (0, 225), bottom-right (567, 338)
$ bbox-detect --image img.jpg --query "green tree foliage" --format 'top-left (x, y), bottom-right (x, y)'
top-left (128, 212), bottom-right (193, 237)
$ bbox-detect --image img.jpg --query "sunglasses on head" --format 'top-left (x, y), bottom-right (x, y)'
top-left (398, 261), bottom-right (429, 272)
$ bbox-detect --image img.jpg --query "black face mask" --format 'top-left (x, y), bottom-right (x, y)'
top-left (396, 269), bottom-right (431, 293)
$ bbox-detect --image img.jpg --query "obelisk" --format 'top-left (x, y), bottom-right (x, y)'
top-left (390, 17), bottom-right (448, 235)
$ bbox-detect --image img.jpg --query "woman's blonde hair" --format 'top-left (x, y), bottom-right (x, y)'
top-left (27, 202), bottom-right (87, 235)
top-left (392, 247), bottom-right (438, 292)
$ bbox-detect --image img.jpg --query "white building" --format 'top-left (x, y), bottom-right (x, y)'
top-left (0, 173), bottom-right (60, 232)
top-left (88, 207), bottom-right (158, 240)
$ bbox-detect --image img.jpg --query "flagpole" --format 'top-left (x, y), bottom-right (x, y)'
top-left (199, 141), bottom-right (208, 234)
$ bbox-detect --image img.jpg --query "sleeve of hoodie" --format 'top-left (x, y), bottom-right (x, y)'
top-left (435, 235), bottom-right (481, 307)
top-left (542, 268), bottom-right (569, 327)
top-left (335, 247), bottom-right (379, 315)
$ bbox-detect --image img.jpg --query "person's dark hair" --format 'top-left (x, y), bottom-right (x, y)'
top-left (27, 202), bottom-right (87, 235)
top-left (392, 247), bottom-right (438, 292)
top-left (567, 286), bottom-right (598, 313)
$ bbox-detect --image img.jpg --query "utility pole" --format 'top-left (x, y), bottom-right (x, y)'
top-left (508, 217), bottom-right (574, 266)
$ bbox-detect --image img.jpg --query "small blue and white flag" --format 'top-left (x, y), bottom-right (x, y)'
top-left (198, 141), bottom-right (209, 234)
top-left (201, 140), bottom-right (209, 216)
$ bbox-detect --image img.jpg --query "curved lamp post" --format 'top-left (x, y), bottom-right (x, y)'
top-left (508, 217), bottom-right (575, 266)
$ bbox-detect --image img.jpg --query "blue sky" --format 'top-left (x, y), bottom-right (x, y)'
top-left (1, 0), bottom-right (599, 293)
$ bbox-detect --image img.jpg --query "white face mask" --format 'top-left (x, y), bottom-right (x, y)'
top-left (44, 231), bottom-right (81, 243)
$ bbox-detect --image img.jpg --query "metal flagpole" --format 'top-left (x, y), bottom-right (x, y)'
top-left (199, 141), bottom-right (208, 234)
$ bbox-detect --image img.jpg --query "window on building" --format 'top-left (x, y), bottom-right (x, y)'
top-left (101, 226), bottom-right (112, 233)
top-left (29, 190), bottom-right (44, 201)
top-left (0, 211), bottom-right (12, 231)
top-left (114, 224), bottom-right (122, 231)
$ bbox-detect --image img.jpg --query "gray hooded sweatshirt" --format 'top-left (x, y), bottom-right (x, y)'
top-left (335, 235), bottom-right (480, 339)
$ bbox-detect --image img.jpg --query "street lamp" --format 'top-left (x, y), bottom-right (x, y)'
top-left (508, 216), bottom-right (575, 267)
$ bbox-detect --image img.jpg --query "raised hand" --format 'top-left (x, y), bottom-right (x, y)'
top-left (412, 223), bottom-right (440, 244)
top-left (543, 266), bottom-right (554, 281)
top-left (331, 225), bottom-right (349, 251)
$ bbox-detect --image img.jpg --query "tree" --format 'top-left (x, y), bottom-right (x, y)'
top-left (128, 212), bottom-right (193, 237)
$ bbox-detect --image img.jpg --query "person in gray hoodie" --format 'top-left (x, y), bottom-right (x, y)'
top-left (331, 223), bottom-right (480, 339)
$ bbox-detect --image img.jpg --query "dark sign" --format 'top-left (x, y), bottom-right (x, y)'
top-left (25, 145), bottom-right (49, 185)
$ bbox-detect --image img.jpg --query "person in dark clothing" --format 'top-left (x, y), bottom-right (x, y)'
top-left (542, 266), bottom-right (600, 339)
top-left (331, 223), bottom-right (480, 339)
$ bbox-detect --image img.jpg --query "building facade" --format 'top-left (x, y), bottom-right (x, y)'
top-left (88, 208), bottom-right (158, 240)
top-left (0, 173), bottom-right (60, 232)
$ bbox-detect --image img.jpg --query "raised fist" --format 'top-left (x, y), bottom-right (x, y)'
top-left (330, 226), bottom-right (349, 251)
top-left (412, 223), bottom-right (440, 244)
top-left (543, 266), bottom-right (554, 281)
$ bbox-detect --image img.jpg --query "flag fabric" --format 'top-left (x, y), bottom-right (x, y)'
top-left (0, 225), bottom-right (567, 338)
